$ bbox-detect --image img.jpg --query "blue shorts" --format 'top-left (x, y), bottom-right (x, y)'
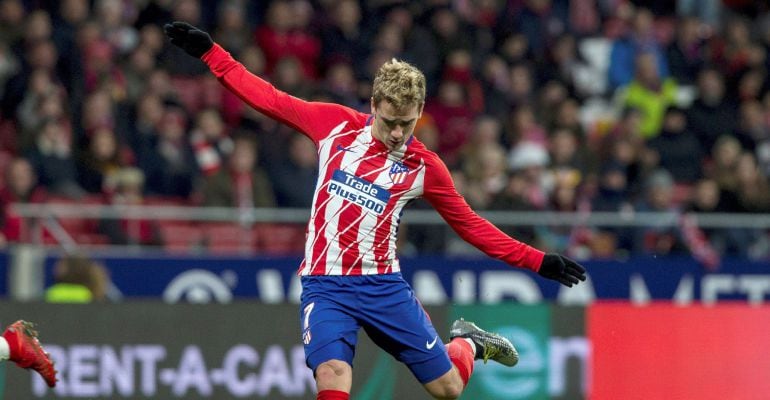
top-left (299, 273), bottom-right (452, 384)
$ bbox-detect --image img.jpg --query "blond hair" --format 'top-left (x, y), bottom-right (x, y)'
top-left (372, 58), bottom-right (426, 110)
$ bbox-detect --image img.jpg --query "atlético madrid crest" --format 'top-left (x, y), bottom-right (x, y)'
top-left (389, 162), bottom-right (409, 184)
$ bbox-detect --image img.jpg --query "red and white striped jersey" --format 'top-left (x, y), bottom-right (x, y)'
top-left (203, 45), bottom-right (544, 276)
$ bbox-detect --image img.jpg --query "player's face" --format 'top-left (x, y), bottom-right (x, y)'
top-left (371, 99), bottom-right (423, 151)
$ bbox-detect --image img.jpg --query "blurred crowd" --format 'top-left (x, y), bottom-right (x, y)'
top-left (0, 0), bottom-right (769, 262)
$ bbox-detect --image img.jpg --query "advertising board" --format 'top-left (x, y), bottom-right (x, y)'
top-left (40, 254), bottom-right (770, 305)
top-left (0, 302), bottom-right (433, 399)
top-left (588, 303), bottom-right (770, 400)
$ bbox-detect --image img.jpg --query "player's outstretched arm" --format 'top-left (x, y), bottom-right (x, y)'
top-left (423, 154), bottom-right (588, 287)
top-left (537, 253), bottom-right (587, 287)
top-left (162, 21), bottom-right (365, 143)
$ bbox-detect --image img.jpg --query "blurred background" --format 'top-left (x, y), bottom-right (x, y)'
top-left (0, 0), bottom-right (769, 399)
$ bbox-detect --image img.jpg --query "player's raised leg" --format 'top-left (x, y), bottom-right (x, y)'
top-left (449, 318), bottom-right (519, 366)
top-left (1, 320), bottom-right (57, 387)
top-left (424, 318), bottom-right (520, 399)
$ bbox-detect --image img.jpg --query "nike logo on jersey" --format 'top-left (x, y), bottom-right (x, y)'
top-left (336, 144), bottom-right (355, 153)
top-left (426, 336), bottom-right (438, 350)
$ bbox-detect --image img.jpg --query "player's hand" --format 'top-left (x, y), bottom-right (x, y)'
top-left (163, 21), bottom-right (213, 58)
top-left (538, 253), bottom-right (587, 287)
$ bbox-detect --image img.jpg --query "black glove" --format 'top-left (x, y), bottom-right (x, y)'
top-left (163, 21), bottom-right (214, 58)
top-left (538, 253), bottom-right (587, 287)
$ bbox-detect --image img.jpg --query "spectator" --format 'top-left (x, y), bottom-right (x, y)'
top-left (45, 254), bottom-right (109, 303)
top-left (706, 134), bottom-right (743, 192)
top-left (2, 39), bottom-right (59, 121)
top-left (686, 68), bottom-right (737, 152)
top-left (508, 62), bottom-right (536, 107)
top-left (15, 68), bottom-right (68, 152)
top-left (442, 49), bottom-right (484, 114)
top-left (536, 80), bottom-right (569, 130)
top-left (122, 46), bottom-right (158, 103)
top-left (462, 142), bottom-right (508, 210)
top-left (322, 61), bottom-right (360, 108)
top-left (507, 141), bottom-right (551, 210)
top-left (424, 79), bottom-right (475, 167)
top-left (608, 7), bottom-right (669, 90)
top-left (428, 6), bottom-right (473, 66)
top-left (255, 0), bottom-right (321, 80)
top-left (735, 100), bottom-right (770, 152)
top-left (507, 104), bottom-right (547, 147)
top-left (488, 171), bottom-right (539, 244)
top-left (646, 106), bottom-right (704, 184)
top-left (159, 0), bottom-right (208, 76)
top-left (685, 178), bottom-right (749, 256)
top-left (211, 1), bottom-right (251, 56)
top-left (272, 56), bottom-right (314, 99)
top-left (26, 118), bottom-right (84, 198)
top-left (633, 169), bottom-right (687, 255)
top-left (549, 128), bottom-right (592, 179)
top-left (733, 152), bottom-right (770, 213)
top-left (552, 98), bottom-right (587, 141)
top-left (76, 127), bottom-right (124, 194)
top-left (270, 134), bottom-right (318, 208)
top-left (127, 93), bottom-right (164, 156)
top-left (502, 0), bottom-right (569, 59)
top-left (716, 16), bottom-right (764, 80)
top-left (540, 171), bottom-right (586, 254)
top-left (138, 105), bottom-right (196, 198)
top-left (666, 16), bottom-right (708, 85)
top-left (381, 5), bottom-right (440, 84)
top-left (320, 0), bottom-right (367, 71)
top-left (0, 157), bottom-right (47, 243)
top-left (98, 167), bottom-right (162, 246)
top-left (617, 52), bottom-right (678, 138)
top-left (479, 54), bottom-right (511, 121)
top-left (538, 33), bottom-right (583, 93)
top-left (736, 68), bottom-right (765, 101)
top-left (190, 108), bottom-right (233, 176)
top-left (0, 0), bottom-right (25, 45)
top-left (201, 133), bottom-right (275, 208)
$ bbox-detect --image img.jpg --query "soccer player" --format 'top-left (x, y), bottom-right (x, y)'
top-left (1, 320), bottom-right (57, 387)
top-left (165, 21), bottom-right (587, 400)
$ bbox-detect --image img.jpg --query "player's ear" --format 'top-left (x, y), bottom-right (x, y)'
top-left (370, 97), bottom-right (377, 115)
top-left (417, 102), bottom-right (424, 118)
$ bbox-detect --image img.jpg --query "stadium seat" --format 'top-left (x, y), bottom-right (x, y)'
top-left (203, 222), bottom-right (257, 254)
top-left (254, 223), bottom-right (306, 255)
top-left (158, 222), bottom-right (204, 253)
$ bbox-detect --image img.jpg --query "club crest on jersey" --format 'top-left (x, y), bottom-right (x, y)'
top-left (389, 162), bottom-right (410, 184)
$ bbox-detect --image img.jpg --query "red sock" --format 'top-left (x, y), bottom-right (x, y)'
top-left (446, 338), bottom-right (475, 386)
top-left (317, 389), bottom-right (349, 400)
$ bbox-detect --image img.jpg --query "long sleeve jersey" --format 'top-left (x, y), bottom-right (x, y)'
top-left (202, 44), bottom-right (544, 276)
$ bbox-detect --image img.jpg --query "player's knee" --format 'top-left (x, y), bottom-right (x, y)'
top-left (315, 359), bottom-right (352, 390)
top-left (425, 378), bottom-right (464, 399)
top-left (429, 383), bottom-right (463, 399)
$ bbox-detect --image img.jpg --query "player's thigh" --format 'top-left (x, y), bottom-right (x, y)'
top-left (299, 286), bottom-right (360, 372)
top-left (360, 281), bottom-right (452, 384)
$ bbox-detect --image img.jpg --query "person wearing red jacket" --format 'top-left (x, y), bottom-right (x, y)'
top-left (165, 21), bottom-right (586, 400)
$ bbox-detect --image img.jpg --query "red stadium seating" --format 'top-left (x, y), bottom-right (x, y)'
top-left (202, 222), bottom-right (257, 254)
top-left (158, 222), bottom-right (204, 253)
top-left (254, 223), bottom-right (306, 254)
